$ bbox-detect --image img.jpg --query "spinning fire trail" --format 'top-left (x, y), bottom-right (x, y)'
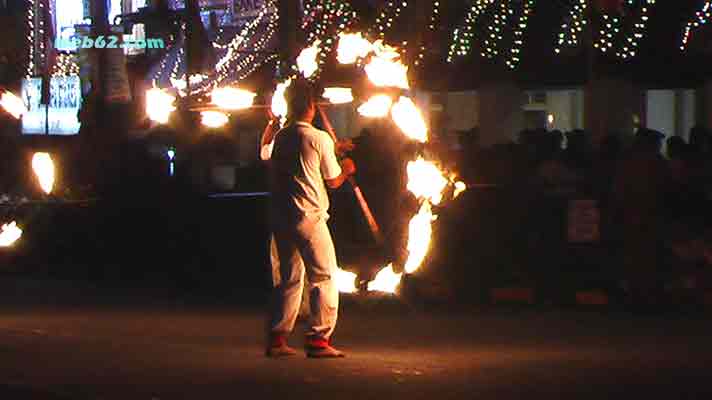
top-left (142, 31), bottom-right (466, 295)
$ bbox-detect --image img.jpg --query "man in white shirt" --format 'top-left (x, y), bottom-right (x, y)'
top-left (267, 79), bottom-right (356, 358)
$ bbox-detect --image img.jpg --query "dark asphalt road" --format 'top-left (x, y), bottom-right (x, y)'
top-left (0, 300), bottom-right (711, 400)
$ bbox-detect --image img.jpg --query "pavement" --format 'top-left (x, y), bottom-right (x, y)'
top-left (0, 287), bottom-right (711, 400)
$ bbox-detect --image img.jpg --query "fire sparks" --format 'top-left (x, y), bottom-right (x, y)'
top-left (297, 40), bottom-right (321, 79)
top-left (271, 78), bottom-right (291, 125)
top-left (335, 267), bottom-right (358, 294)
top-left (364, 51), bottom-right (410, 90)
top-left (146, 88), bottom-right (176, 124)
top-left (201, 111), bottom-right (229, 128)
top-left (323, 87), bottom-right (354, 104)
top-left (367, 264), bottom-right (403, 293)
top-left (0, 91), bottom-right (28, 119)
top-left (32, 152), bottom-right (55, 195)
top-left (357, 94), bottom-right (393, 118)
top-left (406, 157), bottom-right (449, 205)
top-left (391, 96), bottom-right (428, 143)
top-left (337, 32), bottom-right (373, 64)
top-left (0, 221), bottom-right (22, 247)
top-left (210, 87), bottom-right (256, 110)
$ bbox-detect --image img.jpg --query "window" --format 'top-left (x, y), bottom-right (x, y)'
top-left (21, 76), bottom-right (82, 135)
top-left (54, 0), bottom-right (86, 51)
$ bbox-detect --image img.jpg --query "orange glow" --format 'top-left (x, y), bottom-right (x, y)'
top-left (357, 94), bottom-right (393, 118)
top-left (336, 32), bottom-right (373, 64)
top-left (271, 78), bottom-right (292, 125)
top-left (0, 221), bottom-right (22, 247)
top-left (323, 87), bottom-right (354, 104)
top-left (201, 111), bottom-right (229, 128)
top-left (297, 40), bottom-right (321, 78)
top-left (391, 96), bottom-right (428, 143)
top-left (367, 264), bottom-right (403, 293)
top-left (210, 87), bottom-right (256, 110)
top-left (32, 152), bottom-right (55, 195)
top-left (146, 88), bottom-right (176, 124)
top-left (336, 267), bottom-right (358, 294)
top-left (0, 92), bottom-right (27, 119)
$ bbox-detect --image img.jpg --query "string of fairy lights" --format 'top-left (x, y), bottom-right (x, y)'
top-left (414, 0), bottom-right (441, 67)
top-left (681, 0), bottom-right (711, 51)
top-left (52, 53), bottom-right (80, 77)
top-left (369, 1), bottom-right (409, 38)
top-left (446, 0), bottom-right (493, 63)
top-left (301, 0), bottom-right (358, 77)
top-left (25, 0), bottom-right (36, 78)
top-left (20, 0), bottom-right (712, 87)
top-left (555, 0), bottom-right (587, 54)
top-left (149, 0), bottom-right (279, 95)
top-left (504, 0), bottom-right (535, 69)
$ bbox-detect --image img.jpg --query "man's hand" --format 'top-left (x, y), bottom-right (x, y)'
top-left (340, 158), bottom-right (357, 176)
top-left (336, 139), bottom-right (356, 156)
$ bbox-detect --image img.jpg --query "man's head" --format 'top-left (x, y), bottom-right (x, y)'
top-left (285, 78), bottom-right (316, 123)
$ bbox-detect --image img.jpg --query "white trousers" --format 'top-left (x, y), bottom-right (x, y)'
top-left (270, 216), bottom-right (339, 340)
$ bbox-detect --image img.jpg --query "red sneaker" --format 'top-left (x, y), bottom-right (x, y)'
top-left (266, 334), bottom-right (297, 358)
top-left (305, 337), bottom-right (345, 358)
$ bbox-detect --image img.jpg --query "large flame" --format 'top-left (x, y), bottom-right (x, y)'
top-left (367, 264), bottom-right (403, 293)
top-left (323, 87), bottom-right (354, 105)
top-left (357, 94), bottom-right (393, 118)
top-left (364, 47), bottom-right (410, 90)
top-left (271, 78), bottom-right (292, 125)
top-left (0, 92), bottom-right (28, 119)
top-left (146, 88), bottom-right (176, 124)
top-left (297, 40), bottom-right (321, 79)
top-left (335, 267), bottom-right (358, 294)
top-left (32, 152), bottom-right (55, 195)
top-left (0, 221), bottom-right (22, 247)
top-left (406, 157), bottom-right (449, 205)
top-left (201, 111), bottom-right (229, 128)
top-left (391, 96), bottom-right (428, 143)
top-left (210, 87), bottom-right (256, 110)
top-left (404, 202), bottom-right (437, 274)
top-left (337, 32), bottom-right (374, 64)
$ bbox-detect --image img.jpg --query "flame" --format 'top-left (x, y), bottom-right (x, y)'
top-left (357, 94), bottom-right (393, 118)
top-left (454, 181), bottom-right (467, 199)
top-left (210, 87), bottom-right (256, 110)
top-left (32, 152), bottom-right (55, 195)
top-left (335, 267), bottom-right (358, 294)
top-left (367, 264), bottom-right (403, 293)
top-left (271, 78), bottom-right (292, 125)
top-left (0, 92), bottom-right (28, 119)
top-left (391, 96), bottom-right (428, 143)
top-left (297, 40), bottom-right (321, 79)
top-left (404, 202), bottom-right (437, 274)
top-left (201, 111), bottom-right (229, 128)
top-left (364, 46), bottom-right (410, 89)
top-left (146, 88), bottom-right (176, 124)
top-left (0, 221), bottom-right (22, 247)
top-left (337, 32), bottom-right (374, 64)
top-left (406, 157), bottom-right (449, 205)
top-left (323, 87), bottom-right (354, 104)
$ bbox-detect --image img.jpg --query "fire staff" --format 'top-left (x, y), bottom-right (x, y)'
top-left (266, 79), bottom-right (356, 358)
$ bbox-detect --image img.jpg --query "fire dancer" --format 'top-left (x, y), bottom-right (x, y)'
top-left (266, 79), bottom-right (356, 358)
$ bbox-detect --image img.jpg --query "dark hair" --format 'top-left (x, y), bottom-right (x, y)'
top-left (285, 78), bottom-right (315, 121)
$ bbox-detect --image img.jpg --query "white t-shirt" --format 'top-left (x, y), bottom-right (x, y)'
top-left (270, 122), bottom-right (342, 223)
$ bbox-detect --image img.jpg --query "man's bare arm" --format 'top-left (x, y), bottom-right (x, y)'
top-left (325, 158), bottom-right (356, 189)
